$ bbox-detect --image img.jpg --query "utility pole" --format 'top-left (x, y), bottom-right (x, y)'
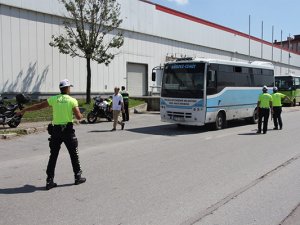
top-left (261, 21), bottom-right (263, 59)
top-left (288, 33), bottom-right (291, 74)
top-left (248, 15), bottom-right (251, 62)
top-left (280, 30), bottom-right (283, 74)
top-left (271, 26), bottom-right (274, 61)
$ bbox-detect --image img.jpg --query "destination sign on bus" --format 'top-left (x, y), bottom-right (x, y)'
top-left (170, 64), bottom-right (197, 70)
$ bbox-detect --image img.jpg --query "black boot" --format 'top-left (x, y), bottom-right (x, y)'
top-left (46, 177), bottom-right (57, 190)
top-left (74, 174), bottom-right (86, 185)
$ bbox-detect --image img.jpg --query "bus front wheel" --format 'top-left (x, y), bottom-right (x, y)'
top-left (215, 112), bottom-right (226, 130)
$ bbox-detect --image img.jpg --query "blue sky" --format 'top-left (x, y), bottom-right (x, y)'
top-left (149, 0), bottom-right (299, 43)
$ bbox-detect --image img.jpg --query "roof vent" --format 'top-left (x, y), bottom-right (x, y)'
top-left (251, 61), bottom-right (273, 66)
top-left (175, 57), bottom-right (194, 62)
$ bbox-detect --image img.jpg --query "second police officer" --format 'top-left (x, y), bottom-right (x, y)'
top-left (271, 86), bottom-right (290, 130)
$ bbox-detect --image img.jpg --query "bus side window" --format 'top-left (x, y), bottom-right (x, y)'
top-left (207, 70), bottom-right (217, 94)
top-left (295, 77), bottom-right (300, 89)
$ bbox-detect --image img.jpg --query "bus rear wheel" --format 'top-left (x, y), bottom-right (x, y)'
top-left (248, 108), bottom-right (258, 124)
top-left (215, 112), bottom-right (226, 130)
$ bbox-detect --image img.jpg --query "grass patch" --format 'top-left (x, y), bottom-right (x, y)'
top-left (22, 107), bottom-right (52, 122)
top-left (0, 129), bottom-right (27, 135)
top-left (129, 98), bottom-right (145, 108)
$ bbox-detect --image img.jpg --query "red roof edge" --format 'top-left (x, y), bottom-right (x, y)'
top-left (139, 0), bottom-right (300, 56)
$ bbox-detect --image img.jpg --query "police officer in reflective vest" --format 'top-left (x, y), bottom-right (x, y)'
top-left (120, 86), bottom-right (129, 121)
top-left (19, 79), bottom-right (86, 190)
top-left (271, 86), bottom-right (288, 130)
top-left (257, 85), bottom-right (273, 134)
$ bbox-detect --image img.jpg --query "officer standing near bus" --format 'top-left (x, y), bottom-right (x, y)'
top-left (19, 79), bottom-right (86, 190)
top-left (257, 86), bottom-right (273, 134)
top-left (120, 86), bottom-right (129, 121)
top-left (272, 86), bottom-right (289, 130)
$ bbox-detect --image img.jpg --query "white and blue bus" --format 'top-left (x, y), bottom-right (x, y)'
top-left (153, 58), bottom-right (274, 129)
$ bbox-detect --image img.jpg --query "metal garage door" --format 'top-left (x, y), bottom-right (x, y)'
top-left (127, 63), bottom-right (147, 96)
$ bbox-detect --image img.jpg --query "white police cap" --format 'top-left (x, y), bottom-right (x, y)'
top-left (59, 79), bottom-right (73, 88)
top-left (262, 85), bottom-right (268, 91)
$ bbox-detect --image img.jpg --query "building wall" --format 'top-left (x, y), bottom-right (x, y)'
top-left (0, 0), bottom-right (300, 95)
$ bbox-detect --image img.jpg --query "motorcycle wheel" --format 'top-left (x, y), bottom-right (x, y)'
top-left (87, 112), bottom-right (97, 123)
top-left (7, 115), bottom-right (22, 128)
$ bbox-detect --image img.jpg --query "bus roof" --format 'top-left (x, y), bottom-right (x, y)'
top-left (167, 57), bottom-right (274, 70)
top-left (275, 74), bottom-right (300, 78)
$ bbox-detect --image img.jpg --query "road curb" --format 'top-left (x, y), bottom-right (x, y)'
top-left (0, 124), bottom-right (48, 140)
top-left (0, 133), bottom-right (18, 139)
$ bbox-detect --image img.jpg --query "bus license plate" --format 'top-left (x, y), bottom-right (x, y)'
top-left (173, 116), bottom-right (184, 121)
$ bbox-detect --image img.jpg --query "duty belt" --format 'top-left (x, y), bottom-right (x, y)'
top-left (53, 122), bottom-right (73, 131)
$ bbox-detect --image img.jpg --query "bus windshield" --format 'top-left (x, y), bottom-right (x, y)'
top-left (161, 63), bottom-right (205, 98)
top-left (275, 76), bottom-right (293, 90)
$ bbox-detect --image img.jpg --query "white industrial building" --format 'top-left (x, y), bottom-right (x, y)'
top-left (0, 0), bottom-right (299, 97)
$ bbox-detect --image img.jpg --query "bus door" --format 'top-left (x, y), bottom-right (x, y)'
top-left (204, 69), bottom-right (217, 122)
top-left (206, 69), bottom-right (217, 95)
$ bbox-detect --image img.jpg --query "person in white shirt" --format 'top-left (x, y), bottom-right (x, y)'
top-left (111, 86), bottom-right (125, 131)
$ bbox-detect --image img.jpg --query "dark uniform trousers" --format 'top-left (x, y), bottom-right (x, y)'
top-left (273, 106), bottom-right (282, 129)
top-left (258, 108), bottom-right (270, 133)
top-left (121, 91), bottom-right (129, 121)
top-left (122, 99), bottom-right (129, 121)
top-left (47, 123), bottom-right (82, 179)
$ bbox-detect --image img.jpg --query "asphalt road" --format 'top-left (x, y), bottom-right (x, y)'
top-left (1, 109), bottom-right (300, 225)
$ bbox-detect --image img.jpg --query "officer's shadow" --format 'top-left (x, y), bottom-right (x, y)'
top-left (0, 183), bottom-right (74, 194)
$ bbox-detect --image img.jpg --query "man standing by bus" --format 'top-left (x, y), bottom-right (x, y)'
top-left (257, 86), bottom-right (273, 134)
top-left (111, 86), bottom-right (125, 131)
top-left (272, 86), bottom-right (289, 130)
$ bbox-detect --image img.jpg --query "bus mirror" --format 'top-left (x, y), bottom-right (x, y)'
top-left (152, 71), bottom-right (156, 81)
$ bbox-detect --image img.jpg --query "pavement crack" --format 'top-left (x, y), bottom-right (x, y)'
top-left (180, 154), bottom-right (300, 225)
top-left (278, 202), bottom-right (300, 225)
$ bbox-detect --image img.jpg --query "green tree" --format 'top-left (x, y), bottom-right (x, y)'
top-left (50, 0), bottom-right (124, 103)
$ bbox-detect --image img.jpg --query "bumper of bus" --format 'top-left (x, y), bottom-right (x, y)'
top-left (160, 106), bottom-right (205, 126)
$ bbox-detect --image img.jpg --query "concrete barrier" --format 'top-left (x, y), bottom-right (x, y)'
top-left (130, 103), bottom-right (148, 114)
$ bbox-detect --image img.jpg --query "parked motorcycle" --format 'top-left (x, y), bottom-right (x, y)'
top-left (87, 96), bottom-right (113, 123)
top-left (0, 94), bottom-right (6, 105)
top-left (0, 94), bottom-right (30, 128)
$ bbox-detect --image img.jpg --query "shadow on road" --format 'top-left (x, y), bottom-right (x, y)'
top-left (238, 132), bottom-right (259, 135)
top-left (0, 185), bottom-right (45, 194)
top-left (0, 183), bottom-right (74, 194)
top-left (238, 128), bottom-right (280, 136)
top-left (89, 130), bottom-right (112, 133)
top-left (126, 119), bottom-right (257, 136)
top-left (127, 124), bottom-right (207, 136)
